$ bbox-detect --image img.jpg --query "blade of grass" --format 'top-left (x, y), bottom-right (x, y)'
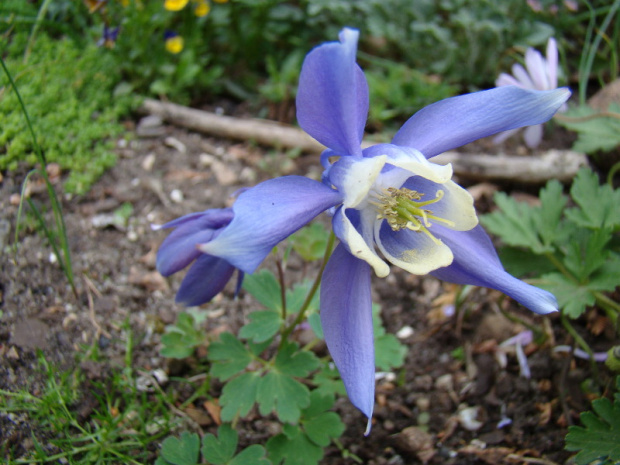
top-left (1, 55), bottom-right (76, 296)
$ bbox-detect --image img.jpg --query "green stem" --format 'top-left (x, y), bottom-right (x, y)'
top-left (544, 252), bottom-right (576, 283)
top-left (276, 257), bottom-right (287, 320)
top-left (554, 111), bottom-right (620, 123)
top-left (279, 231), bottom-right (336, 347)
top-left (24, 0), bottom-right (53, 64)
top-left (607, 160), bottom-right (620, 186)
top-left (560, 313), bottom-right (599, 382)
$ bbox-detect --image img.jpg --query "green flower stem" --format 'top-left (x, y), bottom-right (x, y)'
top-left (544, 252), bottom-right (575, 282)
top-left (276, 257), bottom-right (287, 320)
top-left (24, 0), bottom-right (53, 63)
top-left (554, 111), bottom-right (620, 123)
top-left (560, 313), bottom-right (600, 382)
top-left (279, 231), bottom-right (336, 347)
top-left (579, 0), bottom-right (620, 105)
top-left (607, 160), bottom-right (620, 186)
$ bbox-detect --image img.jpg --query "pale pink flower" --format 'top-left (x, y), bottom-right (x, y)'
top-left (495, 38), bottom-right (567, 148)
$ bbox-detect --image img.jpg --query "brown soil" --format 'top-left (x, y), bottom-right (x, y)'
top-left (0, 119), bottom-right (617, 465)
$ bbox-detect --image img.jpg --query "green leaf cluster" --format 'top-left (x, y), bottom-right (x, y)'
top-left (265, 391), bottom-right (345, 465)
top-left (209, 334), bottom-right (320, 424)
top-left (565, 376), bottom-right (620, 465)
top-left (160, 310), bottom-right (208, 359)
top-left (556, 104), bottom-right (620, 155)
top-left (288, 223), bottom-right (331, 262)
top-left (481, 168), bottom-right (620, 318)
top-left (0, 32), bottom-right (135, 193)
top-left (156, 426), bottom-right (270, 465)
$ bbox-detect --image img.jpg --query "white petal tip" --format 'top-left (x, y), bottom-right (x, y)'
top-left (150, 223), bottom-right (163, 231)
top-left (364, 417), bottom-right (372, 436)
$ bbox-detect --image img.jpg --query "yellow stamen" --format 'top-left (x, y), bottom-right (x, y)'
top-left (374, 187), bottom-right (455, 242)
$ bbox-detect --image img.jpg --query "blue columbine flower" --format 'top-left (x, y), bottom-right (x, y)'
top-left (154, 208), bottom-right (243, 306)
top-left (198, 28), bottom-right (570, 433)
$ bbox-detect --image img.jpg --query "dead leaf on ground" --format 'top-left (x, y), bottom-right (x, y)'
top-left (184, 405), bottom-right (212, 426)
top-left (203, 400), bottom-right (221, 425)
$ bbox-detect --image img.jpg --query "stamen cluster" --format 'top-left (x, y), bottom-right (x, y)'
top-left (375, 187), bottom-right (452, 244)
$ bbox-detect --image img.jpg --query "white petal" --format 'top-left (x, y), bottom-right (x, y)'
top-left (405, 178), bottom-right (478, 231)
top-left (382, 148), bottom-right (453, 184)
top-left (341, 155), bottom-right (387, 208)
top-left (334, 207), bottom-right (390, 277)
top-left (375, 222), bottom-right (453, 275)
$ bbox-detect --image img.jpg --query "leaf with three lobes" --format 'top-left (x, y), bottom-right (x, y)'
top-left (565, 167), bottom-right (620, 230)
top-left (289, 223), bottom-right (329, 262)
top-left (242, 270), bottom-right (281, 311)
top-left (230, 445), bottom-right (271, 465)
top-left (201, 424), bottom-right (237, 464)
top-left (274, 341), bottom-right (320, 377)
top-left (209, 332), bottom-right (253, 381)
top-left (557, 105), bottom-right (620, 158)
top-left (160, 432), bottom-right (200, 465)
top-left (312, 364), bottom-right (346, 398)
top-left (257, 371), bottom-right (310, 423)
top-left (588, 255), bottom-right (620, 292)
top-left (535, 179), bottom-right (568, 247)
top-left (302, 391), bottom-right (344, 447)
top-left (266, 426), bottom-right (323, 465)
top-left (540, 272), bottom-right (594, 318)
top-left (562, 228), bottom-right (612, 282)
top-left (375, 333), bottom-right (407, 371)
top-left (220, 372), bottom-right (261, 422)
top-left (480, 192), bottom-right (548, 253)
top-left (565, 396), bottom-right (620, 465)
top-left (239, 311), bottom-right (282, 343)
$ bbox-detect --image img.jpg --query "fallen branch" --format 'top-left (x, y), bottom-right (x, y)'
top-left (140, 98), bottom-right (588, 183)
top-left (433, 149), bottom-right (587, 183)
top-left (140, 98), bottom-right (324, 153)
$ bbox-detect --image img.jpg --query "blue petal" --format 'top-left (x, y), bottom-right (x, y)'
top-left (200, 176), bottom-right (343, 273)
top-left (157, 222), bottom-right (217, 276)
top-left (296, 28), bottom-right (368, 156)
top-left (392, 86), bottom-right (571, 159)
top-left (321, 243), bottom-right (375, 433)
top-left (430, 225), bottom-right (558, 314)
top-left (155, 208), bottom-right (233, 231)
top-left (176, 254), bottom-right (236, 306)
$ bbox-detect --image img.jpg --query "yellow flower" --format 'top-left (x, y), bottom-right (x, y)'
top-left (164, 0), bottom-right (189, 11)
top-left (164, 32), bottom-right (184, 54)
top-left (194, 0), bottom-right (210, 17)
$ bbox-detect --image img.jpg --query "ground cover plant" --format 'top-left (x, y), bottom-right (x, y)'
top-left (1, 0), bottom-right (620, 464)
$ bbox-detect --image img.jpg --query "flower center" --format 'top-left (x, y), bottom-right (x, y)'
top-left (373, 187), bottom-right (455, 244)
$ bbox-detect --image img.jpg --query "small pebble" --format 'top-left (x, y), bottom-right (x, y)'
top-left (458, 405), bottom-right (484, 431)
top-left (170, 189), bottom-right (184, 203)
top-left (396, 326), bottom-right (414, 339)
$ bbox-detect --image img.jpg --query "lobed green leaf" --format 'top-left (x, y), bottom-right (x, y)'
top-left (201, 424), bottom-right (238, 465)
top-left (220, 372), bottom-right (261, 422)
top-left (160, 432), bottom-right (200, 465)
top-left (565, 387), bottom-right (620, 465)
top-left (566, 168), bottom-right (620, 230)
top-left (209, 333), bottom-right (253, 381)
top-left (239, 311), bottom-right (282, 343)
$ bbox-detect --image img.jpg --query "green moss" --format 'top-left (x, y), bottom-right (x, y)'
top-left (0, 32), bottom-right (136, 194)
